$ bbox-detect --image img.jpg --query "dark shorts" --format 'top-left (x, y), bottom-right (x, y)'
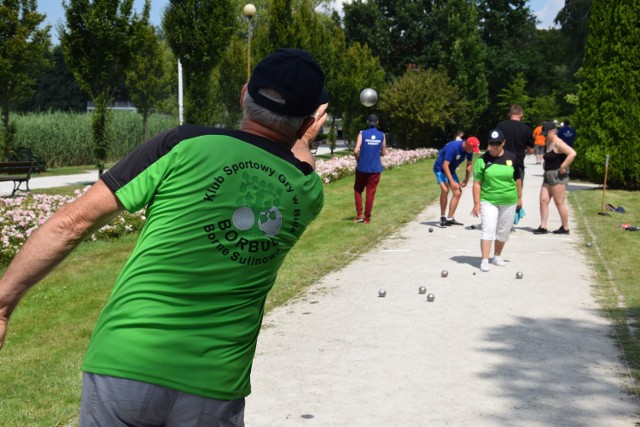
top-left (543, 169), bottom-right (569, 186)
top-left (80, 372), bottom-right (245, 427)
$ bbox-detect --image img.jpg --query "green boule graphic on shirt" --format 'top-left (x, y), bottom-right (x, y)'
top-left (202, 163), bottom-right (307, 266)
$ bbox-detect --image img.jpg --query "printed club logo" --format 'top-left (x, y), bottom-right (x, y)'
top-left (232, 205), bottom-right (282, 237)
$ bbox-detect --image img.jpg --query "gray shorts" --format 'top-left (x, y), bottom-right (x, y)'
top-left (534, 145), bottom-right (545, 156)
top-left (543, 169), bottom-right (569, 186)
top-left (80, 372), bottom-right (245, 427)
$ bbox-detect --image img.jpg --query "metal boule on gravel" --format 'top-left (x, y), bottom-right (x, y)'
top-left (418, 286), bottom-right (427, 294)
top-left (471, 224), bottom-right (476, 229)
top-left (359, 88), bottom-right (378, 107)
top-left (378, 289), bottom-right (386, 297)
top-left (586, 242), bottom-right (592, 247)
top-left (516, 271), bottom-right (524, 279)
top-left (427, 293), bottom-right (435, 302)
top-left (441, 270), bottom-right (448, 278)
top-left (429, 228), bottom-right (433, 232)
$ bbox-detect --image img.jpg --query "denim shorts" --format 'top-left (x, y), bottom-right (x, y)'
top-left (80, 372), bottom-right (245, 427)
top-left (543, 169), bottom-right (569, 186)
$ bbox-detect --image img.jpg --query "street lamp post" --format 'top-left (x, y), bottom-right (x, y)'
top-left (243, 4), bottom-right (257, 82)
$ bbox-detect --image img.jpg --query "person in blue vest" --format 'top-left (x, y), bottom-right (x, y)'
top-left (557, 119), bottom-right (576, 148)
top-left (433, 135), bottom-right (480, 227)
top-left (353, 114), bottom-right (387, 224)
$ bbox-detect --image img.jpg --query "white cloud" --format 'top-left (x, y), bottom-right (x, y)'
top-left (532, 0), bottom-right (564, 29)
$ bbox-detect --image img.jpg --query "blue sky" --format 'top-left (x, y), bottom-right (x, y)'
top-left (39, 0), bottom-right (564, 45)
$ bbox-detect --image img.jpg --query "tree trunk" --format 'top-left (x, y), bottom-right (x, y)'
top-left (91, 96), bottom-right (110, 176)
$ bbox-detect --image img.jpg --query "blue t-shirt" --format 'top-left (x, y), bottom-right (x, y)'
top-left (557, 126), bottom-right (576, 147)
top-left (357, 127), bottom-right (385, 173)
top-left (433, 140), bottom-right (472, 173)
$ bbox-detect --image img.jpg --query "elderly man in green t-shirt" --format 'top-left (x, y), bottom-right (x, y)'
top-left (0, 49), bottom-right (328, 426)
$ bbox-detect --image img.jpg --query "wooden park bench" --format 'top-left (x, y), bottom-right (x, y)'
top-left (0, 161), bottom-right (37, 196)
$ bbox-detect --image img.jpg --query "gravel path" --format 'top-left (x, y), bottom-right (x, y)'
top-left (246, 158), bottom-right (639, 427)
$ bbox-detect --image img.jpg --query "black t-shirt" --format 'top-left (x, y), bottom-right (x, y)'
top-left (496, 119), bottom-right (534, 168)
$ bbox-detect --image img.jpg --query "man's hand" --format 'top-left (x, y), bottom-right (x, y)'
top-left (0, 309), bottom-right (9, 350)
top-left (292, 103), bottom-right (329, 169)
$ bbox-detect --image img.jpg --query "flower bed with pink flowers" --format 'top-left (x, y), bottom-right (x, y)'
top-left (316, 147), bottom-right (437, 184)
top-left (1, 148), bottom-right (437, 266)
top-left (0, 188), bottom-right (146, 266)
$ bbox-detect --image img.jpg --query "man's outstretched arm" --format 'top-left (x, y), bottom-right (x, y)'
top-left (0, 180), bottom-right (124, 350)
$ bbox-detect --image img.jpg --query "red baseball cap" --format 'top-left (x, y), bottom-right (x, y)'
top-left (466, 136), bottom-right (480, 153)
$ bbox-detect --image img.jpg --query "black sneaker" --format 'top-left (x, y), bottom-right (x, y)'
top-left (440, 217), bottom-right (449, 227)
top-left (533, 226), bottom-right (548, 234)
top-left (552, 226), bottom-right (570, 234)
top-left (446, 218), bottom-right (464, 226)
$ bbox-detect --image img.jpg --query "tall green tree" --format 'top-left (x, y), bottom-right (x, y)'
top-left (431, 0), bottom-right (488, 132)
top-left (18, 45), bottom-right (87, 112)
top-left (163, 0), bottom-right (235, 126)
top-left (496, 73), bottom-right (530, 118)
top-left (343, 0), bottom-right (436, 76)
top-left (379, 68), bottom-right (463, 148)
top-left (126, 3), bottom-right (169, 142)
top-left (334, 42), bottom-right (386, 144)
top-left (60, 0), bottom-right (142, 174)
top-left (477, 0), bottom-right (537, 123)
top-left (0, 0), bottom-right (50, 159)
top-left (574, 0), bottom-right (640, 188)
top-left (342, 0), bottom-right (390, 70)
top-left (555, 0), bottom-right (591, 75)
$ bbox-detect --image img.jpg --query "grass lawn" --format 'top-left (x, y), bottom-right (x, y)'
top-left (1, 160), bottom-right (639, 425)
top-left (568, 188), bottom-right (640, 380)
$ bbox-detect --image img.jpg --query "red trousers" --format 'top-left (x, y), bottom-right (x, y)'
top-left (354, 171), bottom-right (382, 219)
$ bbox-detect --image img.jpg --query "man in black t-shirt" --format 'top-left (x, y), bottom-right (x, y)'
top-left (496, 104), bottom-right (534, 180)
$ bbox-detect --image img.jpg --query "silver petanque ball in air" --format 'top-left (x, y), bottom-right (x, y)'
top-left (359, 88), bottom-right (378, 107)
top-left (441, 270), bottom-right (448, 278)
top-left (427, 293), bottom-right (435, 302)
top-left (516, 271), bottom-right (524, 279)
top-left (418, 286), bottom-right (427, 294)
top-left (378, 289), bottom-right (386, 297)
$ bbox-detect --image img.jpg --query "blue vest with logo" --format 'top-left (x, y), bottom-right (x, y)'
top-left (357, 127), bottom-right (384, 173)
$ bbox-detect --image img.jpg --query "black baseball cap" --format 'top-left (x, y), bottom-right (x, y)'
top-left (248, 49), bottom-right (329, 117)
top-left (487, 128), bottom-right (505, 145)
top-left (541, 121), bottom-right (556, 136)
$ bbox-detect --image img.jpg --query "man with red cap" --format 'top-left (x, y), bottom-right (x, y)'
top-left (433, 135), bottom-right (480, 227)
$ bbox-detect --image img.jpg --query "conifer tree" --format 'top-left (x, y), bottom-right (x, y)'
top-left (574, 0), bottom-right (640, 188)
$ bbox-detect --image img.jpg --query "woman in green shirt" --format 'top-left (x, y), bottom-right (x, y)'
top-left (471, 129), bottom-right (523, 272)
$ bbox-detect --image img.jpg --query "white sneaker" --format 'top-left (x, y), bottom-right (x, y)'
top-left (480, 259), bottom-right (490, 272)
top-left (491, 256), bottom-right (507, 266)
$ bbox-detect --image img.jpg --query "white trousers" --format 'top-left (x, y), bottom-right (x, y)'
top-left (480, 201), bottom-right (516, 242)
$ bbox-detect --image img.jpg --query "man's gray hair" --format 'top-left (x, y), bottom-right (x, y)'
top-left (242, 89), bottom-right (307, 145)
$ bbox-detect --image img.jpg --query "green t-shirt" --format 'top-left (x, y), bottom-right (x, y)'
top-left (82, 126), bottom-right (324, 400)
top-left (473, 150), bottom-right (520, 206)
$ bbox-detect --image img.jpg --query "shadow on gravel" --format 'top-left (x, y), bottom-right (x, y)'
top-left (449, 255), bottom-right (478, 267)
top-left (477, 315), bottom-right (635, 425)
